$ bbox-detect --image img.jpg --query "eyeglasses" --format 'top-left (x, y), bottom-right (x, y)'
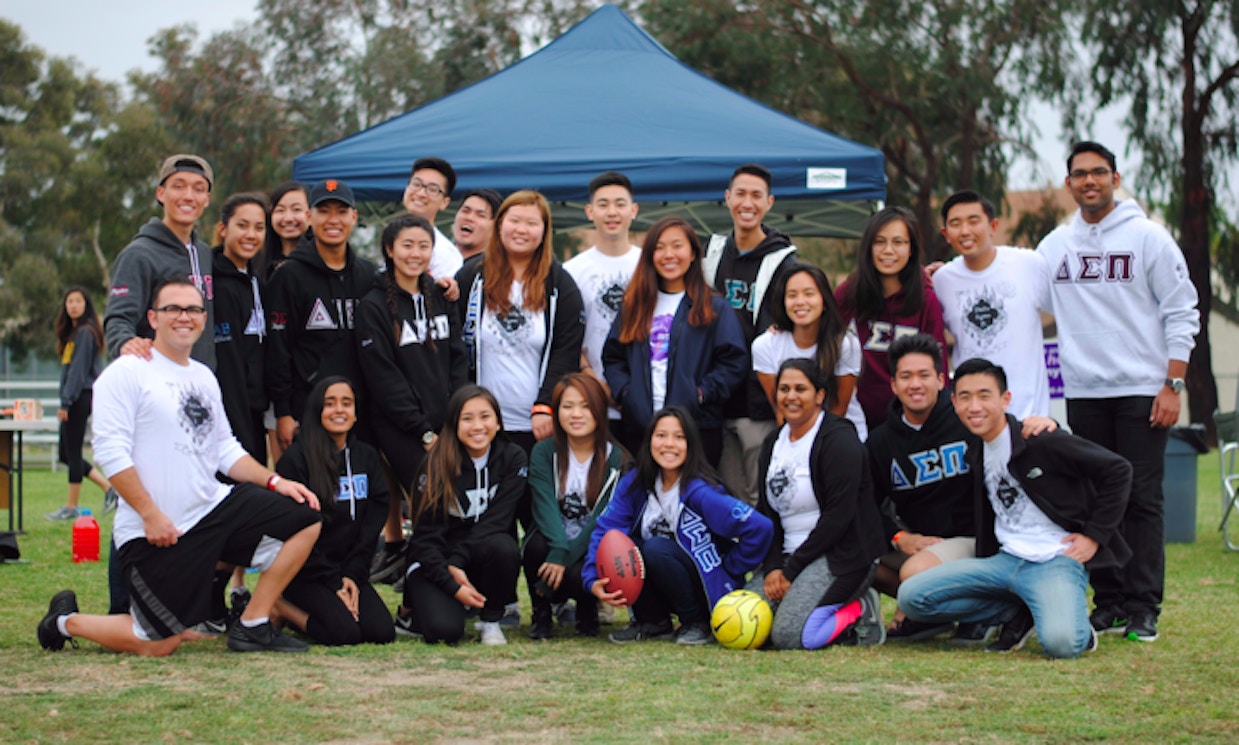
top-left (154, 304), bottom-right (206, 318)
top-left (407, 179), bottom-right (446, 198)
top-left (872, 238), bottom-right (910, 250)
top-left (1069, 167), bottom-right (1112, 181)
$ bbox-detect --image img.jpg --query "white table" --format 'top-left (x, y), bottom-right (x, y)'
top-left (0, 418), bottom-right (60, 532)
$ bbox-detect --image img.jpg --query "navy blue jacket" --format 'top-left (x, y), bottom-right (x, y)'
top-left (602, 294), bottom-right (747, 432)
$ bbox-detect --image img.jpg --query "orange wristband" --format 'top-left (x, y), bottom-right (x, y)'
top-left (892, 530), bottom-right (906, 545)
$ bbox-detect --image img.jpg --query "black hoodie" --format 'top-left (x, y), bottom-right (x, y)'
top-left (864, 394), bottom-right (976, 542)
top-left (265, 234), bottom-right (377, 421)
top-left (710, 226), bottom-right (797, 420)
top-left (355, 273), bottom-right (468, 440)
top-left (211, 247), bottom-right (267, 458)
top-left (105, 217), bottom-right (216, 367)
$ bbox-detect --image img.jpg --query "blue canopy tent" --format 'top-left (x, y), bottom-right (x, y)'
top-left (293, 3), bottom-right (885, 237)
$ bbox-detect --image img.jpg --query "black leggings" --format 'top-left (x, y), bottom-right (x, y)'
top-left (402, 533), bottom-right (519, 644)
top-left (282, 576), bottom-right (395, 646)
top-left (59, 392), bottom-right (94, 484)
top-left (521, 530), bottom-right (596, 616)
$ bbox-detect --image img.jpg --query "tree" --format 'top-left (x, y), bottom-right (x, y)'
top-left (1079, 0), bottom-right (1239, 434)
top-left (640, 0), bottom-right (1075, 259)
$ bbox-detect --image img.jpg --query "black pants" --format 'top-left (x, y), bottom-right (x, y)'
top-left (521, 530), bottom-right (597, 620)
top-left (58, 392), bottom-right (93, 484)
top-left (282, 575), bottom-right (395, 646)
top-left (373, 419), bottom-right (429, 496)
top-left (1068, 396), bottom-right (1168, 615)
top-left (403, 532), bottom-right (519, 644)
top-left (631, 535), bottom-right (709, 625)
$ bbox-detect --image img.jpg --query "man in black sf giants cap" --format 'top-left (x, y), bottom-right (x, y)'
top-left (105, 154), bottom-right (218, 368)
top-left (266, 179), bottom-right (378, 449)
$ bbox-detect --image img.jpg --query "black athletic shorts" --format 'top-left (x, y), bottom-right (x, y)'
top-left (119, 484), bottom-right (321, 640)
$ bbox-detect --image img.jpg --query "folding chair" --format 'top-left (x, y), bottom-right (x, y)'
top-left (1218, 405), bottom-right (1239, 551)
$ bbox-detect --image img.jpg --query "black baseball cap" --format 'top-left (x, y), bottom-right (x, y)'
top-left (308, 179), bottom-right (356, 208)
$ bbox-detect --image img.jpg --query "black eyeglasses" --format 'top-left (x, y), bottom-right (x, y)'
top-left (407, 178), bottom-right (446, 198)
top-left (154, 305), bottom-right (206, 318)
top-left (1069, 167), bottom-right (1112, 181)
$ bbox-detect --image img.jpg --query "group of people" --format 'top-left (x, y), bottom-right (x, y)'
top-left (37, 140), bottom-right (1199, 660)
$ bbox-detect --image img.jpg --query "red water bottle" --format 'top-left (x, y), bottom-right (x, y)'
top-left (72, 509), bottom-right (100, 563)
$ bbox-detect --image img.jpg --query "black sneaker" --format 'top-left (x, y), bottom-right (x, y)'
top-left (986, 607), bottom-right (1036, 653)
top-left (369, 549), bottom-right (407, 585)
top-left (609, 619), bottom-right (675, 644)
top-left (886, 617), bottom-right (954, 642)
top-left (674, 621), bottom-right (715, 646)
top-left (528, 604), bottom-right (554, 641)
top-left (949, 621), bottom-right (997, 647)
top-left (553, 600), bottom-right (576, 626)
top-left (852, 589), bottom-right (886, 646)
top-left (227, 620), bottom-right (309, 652)
top-left (37, 590), bottom-right (80, 651)
top-left (1125, 611), bottom-right (1158, 642)
top-left (1090, 605), bottom-right (1128, 634)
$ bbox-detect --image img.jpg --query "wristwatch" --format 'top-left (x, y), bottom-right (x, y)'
top-left (422, 431), bottom-right (437, 446)
top-left (1165, 377), bottom-right (1186, 394)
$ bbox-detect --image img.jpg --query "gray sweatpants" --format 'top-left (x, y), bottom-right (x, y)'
top-left (746, 556), bottom-right (840, 650)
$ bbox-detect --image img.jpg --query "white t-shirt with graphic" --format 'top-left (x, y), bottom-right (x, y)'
top-left (640, 475), bottom-right (682, 541)
top-left (477, 280), bottom-right (546, 432)
top-left (982, 427), bottom-right (1069, 562)
top-left (935, 246), bottom-right (1051, 418)
top-left (560, 450), bottom-right (594, 541)
top-left (92, 350), bottom-right (248, 548)
top-left (565, 246), bottom-right (641, 418)
top-left (764, 412), bottom-right (825, 554)
top-left (649, 291), bottom-right (684, 412)
top-left (751, 328), bottom-right (867, 441)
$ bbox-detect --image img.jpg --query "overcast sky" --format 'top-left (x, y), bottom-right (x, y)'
top-left (1, 1), bottom-right (1145, 195)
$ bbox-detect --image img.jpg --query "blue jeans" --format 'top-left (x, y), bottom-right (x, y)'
top-left (898, 551), bottom-right (1092, 659)
top-left (632, 536), bottom-right (708, 625)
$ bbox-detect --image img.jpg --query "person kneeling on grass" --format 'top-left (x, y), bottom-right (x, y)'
top-left (394, 385), bottom-right (527, 646)
top-left (582, 407), bottom-right (773, 645)
top-left (897, 358), bottom-right (1132, 658)
top-left (273, 376), bottom-right (395, 646)
top-left (37, 279), bottom-right (322, 656)
top-left (747, 359), bottom-right (887, 649)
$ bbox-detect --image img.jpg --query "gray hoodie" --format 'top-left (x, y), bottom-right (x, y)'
top-left (104, 218), bottom-right (216, 368)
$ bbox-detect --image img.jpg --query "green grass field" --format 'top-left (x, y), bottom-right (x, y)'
top-left (2, 457), bottom-right (1237, 743)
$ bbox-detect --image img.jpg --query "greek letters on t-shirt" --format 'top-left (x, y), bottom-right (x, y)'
top-left (723, 278), bottom-right (754, 313)
top-left (1053, 253), bottom-right (1135, 284)
top-left (889, 442), bottom-right (971, 491)
top-left (862, 320), bottom-right (921, 351)
top-left (680, 510), bottom-right (723, 572)
top-left (463, 483), bottom-right (498, 519)
top-left (336, 474), bottom-right (369, 501)
top-left (305, 297), bottom-right (358, 331)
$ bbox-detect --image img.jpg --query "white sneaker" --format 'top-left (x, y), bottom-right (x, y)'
top-left (478, 621), bottom-right (507, 646)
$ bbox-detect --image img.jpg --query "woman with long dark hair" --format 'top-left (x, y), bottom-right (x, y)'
top-left (523, 373), bottom-right (628, 639)
top-left (46, 288), bottom-right (115, 520)
top-left (357, 214), bottom-right (467, 583)
top-left (212, 192), bottom-right (270, 462)
top-left (835, 207), bottom-right (945, 428)
top-left (395, 385), bottom-right (527, 646)
top-left (602, 215), bottom-right (747, 464)
top-left (257, 181), bottom-right (310, 281)
top-left (274, 376), bottom-right (394, 646)
top-left (749, 359), bottom-right (886, 649)
top-left (752, 261), bottom-right (867, 440)
top-left (582, 407), bottom-right (773, 645)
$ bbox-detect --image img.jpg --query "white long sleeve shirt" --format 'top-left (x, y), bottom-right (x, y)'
top-left (92, 350), bottom-right (248, 547)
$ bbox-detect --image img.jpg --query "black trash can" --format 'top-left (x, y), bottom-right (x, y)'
top-left (1163, 424), bottom-right (1207, 543)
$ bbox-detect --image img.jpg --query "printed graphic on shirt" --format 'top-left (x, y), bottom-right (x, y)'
top-left (485, 306), bottom-right (534, 349)
top-left (862, 320), bottom-right (922, 351)
top-left (956, 284), bottom-right (1011, 351)
top-left (399, 315), bottom-right (451, 346)
top-left (650, 312), bottom-right (674, 362)
top-left (649, 515), bottom-right (674, 539)
top-left (176, 384), bottom-right (215, 448)
top-left (463, 483), bottom-right (498, 519)
top-left (889, 442), bottom-right (970, 490)
top-left (595, 275), bottom-right (629, 322)
top-left (244, 308), bottom-right (265, 336)
top-left (765, 459), bottom-right (795, 514)
top-left (724, 278), bottom-right (754, 314)
top-left (987, 470), bottom-right (1029, 530)
top-left (561, 491), bottom-right (589, 540)
top-left (336, 474), bottom-right (369, 501)
top-left (214, 322), bottom-right (233, 344)
top-left (306, 298), bottom-right (338, 330)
